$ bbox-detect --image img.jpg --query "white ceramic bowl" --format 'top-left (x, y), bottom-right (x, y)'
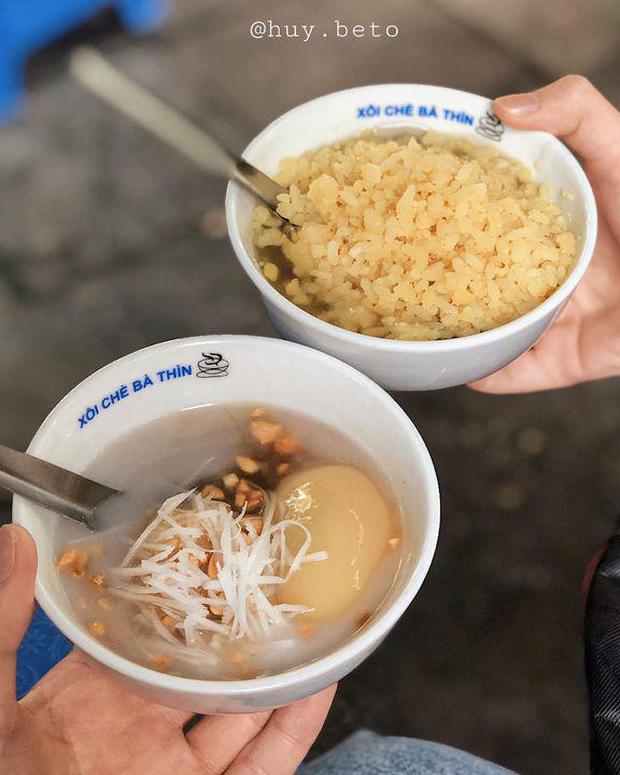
top-left (226, 84), bottom-right (597, 390)
top-left (12, 336), bottom-right (439, 713)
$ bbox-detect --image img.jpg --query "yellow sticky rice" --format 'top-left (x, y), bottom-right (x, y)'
top-left (252, 131), bottom-right (577, 341)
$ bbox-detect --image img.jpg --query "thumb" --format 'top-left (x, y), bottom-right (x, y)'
top-left (0, 524), bottom-right (37, 725)
top-left (493, 75), bottom-right (620, 177)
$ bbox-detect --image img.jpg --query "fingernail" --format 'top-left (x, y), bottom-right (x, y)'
top-left (0, 526), bottom-right (15, 584)
top-left (494, 92), bottom-right (540, 115)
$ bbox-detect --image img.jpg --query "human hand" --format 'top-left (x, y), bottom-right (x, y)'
top-left (470, 76), bottom-right (620, 393)
top-left (0, 524), bottom-right (335, 775)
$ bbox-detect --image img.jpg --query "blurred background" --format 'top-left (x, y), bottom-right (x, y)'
top-left (2, 1), bottom-right (620, 772)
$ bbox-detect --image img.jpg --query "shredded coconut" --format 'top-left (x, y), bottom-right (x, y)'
top-left (109, 488), bottom-right (326, 655)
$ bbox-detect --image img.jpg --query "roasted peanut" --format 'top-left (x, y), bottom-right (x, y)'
top-left (74, 551), bottom-right (88, 577)
top-left (207, 553), bottom-right (221, 579)
top-left (150, 654), bottom-right (172, 669)
top-left (245, 491), bottom-right (264, 514)
top-left (250, 419), bottom-right (282, 445)
top-left (222, 473), bottom-right (239, 490)
top-left (235, 482), bottom-right (264, 513)
top-left (196, 533), bottom-right (213, 550)
top-left (57, 548), bottom-right (88, 576)
top-left (274, 434), bottom-right (301, 456)
top-left (235, 455), bottom-right (260, 474)
top-left (57, 548), bottom-right (77, 573)
top-left (201, 484), bottom-right (225, 500)
top-left (89, 620), bottom-right (106, 637)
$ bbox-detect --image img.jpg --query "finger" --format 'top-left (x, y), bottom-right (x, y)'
top-left (468, 346), bottom-right (562, 394)
top-left (226, 685), bottom-right (337, 775)
top-left (493, 76), bottom-right (620, 175)
top-left (0, 525), bottom-right (37, 724)
top-left (187, 709), bottom-right (272, 774)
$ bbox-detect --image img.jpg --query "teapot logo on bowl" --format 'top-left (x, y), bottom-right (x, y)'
top-left (476, 111), bottom-right (505, 141)
top-left (196, 352), bottom-right (230, 378)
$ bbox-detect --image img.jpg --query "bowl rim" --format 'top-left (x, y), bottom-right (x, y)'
top-left (226, 82), bottom-right (598, 353)
top-left (14, 335), bottom-right (440, 697)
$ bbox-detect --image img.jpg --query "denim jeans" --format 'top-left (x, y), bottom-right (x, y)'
top-left (302, 731), bottom-right (516, 775)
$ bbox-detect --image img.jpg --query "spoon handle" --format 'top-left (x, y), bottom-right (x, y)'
top-left (0, 444), bottom-right (117, 529)
top-left (70, 47), bottom-right (287, 210)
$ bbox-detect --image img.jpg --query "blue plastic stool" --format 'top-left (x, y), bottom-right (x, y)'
top-left (17, 605), bottom-right (72, 699)
top-left (0, 0), bottom-right (167, 121)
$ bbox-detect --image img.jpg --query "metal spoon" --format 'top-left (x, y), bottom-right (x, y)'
top-left (0, 443), bottom-right (117, 531)
top-left (69, 46), bottom-right (289, 219)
